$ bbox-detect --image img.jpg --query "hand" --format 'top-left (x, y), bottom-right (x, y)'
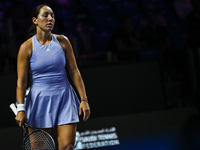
top-left (79, 101), bottom-right (90, 121)
top-left (15, 111), bottom-right (28, 127)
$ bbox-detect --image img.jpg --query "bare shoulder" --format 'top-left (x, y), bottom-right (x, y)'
top-left (54, 34), bottom-right (69, 42)
top-left (54, 34), bottom-right (72, 51)
top-left (18, 37), bottom-right (33, 58)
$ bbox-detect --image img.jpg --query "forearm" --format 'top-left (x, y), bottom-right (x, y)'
top-left (16, 81), bottom-right (28, 126)
top-left (70, 70), bottom-right (88, 101)
top-left (16, 80), bottom-right (27, 104)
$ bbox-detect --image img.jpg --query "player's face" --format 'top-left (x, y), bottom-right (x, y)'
top-left (34, 6), bottom-right (55, 32)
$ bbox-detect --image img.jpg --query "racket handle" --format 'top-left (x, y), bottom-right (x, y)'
top-left (10, 103), bottom-right (17, 116)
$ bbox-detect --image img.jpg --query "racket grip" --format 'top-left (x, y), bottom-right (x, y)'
top-left (10, 103), bottom-right (17, 116)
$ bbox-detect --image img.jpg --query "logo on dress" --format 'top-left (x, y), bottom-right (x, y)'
top-left (46, 48), bottom-right (50, 52)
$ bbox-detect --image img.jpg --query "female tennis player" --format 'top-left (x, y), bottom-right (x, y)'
top-left (15, 4), bottom-right (90, 150)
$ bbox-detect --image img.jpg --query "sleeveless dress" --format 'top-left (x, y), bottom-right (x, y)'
top-left (25, 34), bottom-right (80, 128)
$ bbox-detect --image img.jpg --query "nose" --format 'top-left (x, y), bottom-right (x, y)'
top-left (48, 15), bottom-right (53, 21)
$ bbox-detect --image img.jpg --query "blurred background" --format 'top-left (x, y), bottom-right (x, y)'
top-left (0, 0), bottom-right (200, 149)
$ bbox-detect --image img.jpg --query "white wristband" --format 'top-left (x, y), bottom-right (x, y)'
top-left (17, 104), bottom-right (25, 112)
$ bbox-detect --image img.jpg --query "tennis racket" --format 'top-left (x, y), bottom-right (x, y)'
top-left (9, 103), bottom-right (56, 150)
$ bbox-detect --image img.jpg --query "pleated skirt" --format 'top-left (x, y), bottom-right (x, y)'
top-left (25, 81), bottom-right (80, 128)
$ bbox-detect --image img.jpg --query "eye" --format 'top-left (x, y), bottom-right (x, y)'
top-left (43, 13), bottom-right (48, 17)
top-left (51, 13), bottom-right (55, 18)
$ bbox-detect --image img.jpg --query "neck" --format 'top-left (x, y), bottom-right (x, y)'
top-left (35, 28), bottom-right (52, 45)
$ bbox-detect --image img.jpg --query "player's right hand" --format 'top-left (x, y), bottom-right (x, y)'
top-left (15, 111), bottom-right (28, 127)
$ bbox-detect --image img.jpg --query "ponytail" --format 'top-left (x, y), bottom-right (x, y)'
top-left (26, 24), bottom-right (36, 39)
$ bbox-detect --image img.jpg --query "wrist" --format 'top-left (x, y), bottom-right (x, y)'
top-left (81, 100), bottom-right (88, 103)
top-left (17, 104), bottom-right (25, 112)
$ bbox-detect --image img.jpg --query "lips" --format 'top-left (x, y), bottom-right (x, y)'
top-left (46, 23), bottom-right (53, 26)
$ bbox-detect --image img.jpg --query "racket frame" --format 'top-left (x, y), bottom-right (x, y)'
top-left (9, 103), bottom-right (56, 150)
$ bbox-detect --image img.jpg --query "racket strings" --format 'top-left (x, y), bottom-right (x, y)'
top-left (24, 131), bottom-right (55, 150)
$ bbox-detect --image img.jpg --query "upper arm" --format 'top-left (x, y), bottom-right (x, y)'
top-left (56, 35), bottom-right (79, 75)
top-left (17, 39), bottom-right (32, 85)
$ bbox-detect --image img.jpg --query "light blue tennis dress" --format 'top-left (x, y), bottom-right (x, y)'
top-left (25, 34), bottom-right (80, 128)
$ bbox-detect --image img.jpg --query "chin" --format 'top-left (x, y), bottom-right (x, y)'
top-left (45, 28), bottom-right (54, 32)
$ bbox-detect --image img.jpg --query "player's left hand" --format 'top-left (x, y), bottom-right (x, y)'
top-left (79, 101), bottom-right (90, 121)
